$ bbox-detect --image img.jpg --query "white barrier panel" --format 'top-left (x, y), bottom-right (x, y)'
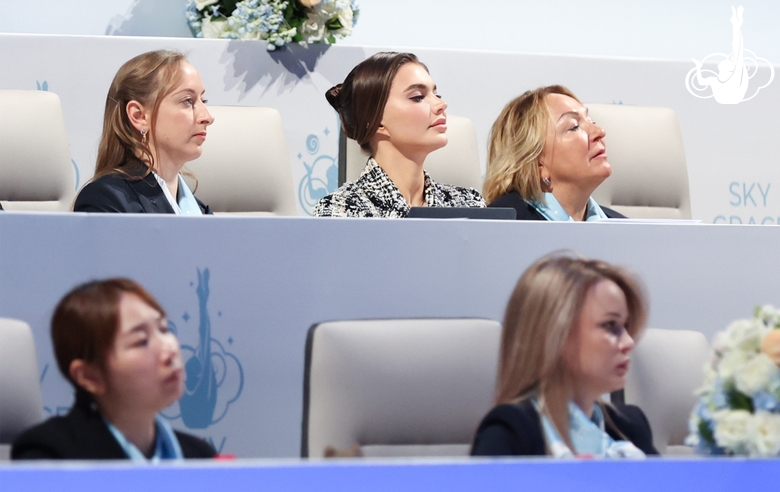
top-left (1, 214), bottom-right (780, 457)
top-left (0, 34), bottom-right (779, 221)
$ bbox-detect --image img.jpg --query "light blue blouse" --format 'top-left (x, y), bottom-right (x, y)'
top-left (530, 193), bottom-right (608, 221)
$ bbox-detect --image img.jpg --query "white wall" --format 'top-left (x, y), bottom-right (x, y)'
top-left (2, 0), bottom-right (780, 61)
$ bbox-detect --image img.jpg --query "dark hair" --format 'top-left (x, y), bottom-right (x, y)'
top-left (326, 52), bottom-right (426, 153)
top-left (51, 278), bottom-right (166, 407)
top-left (94, 50), bottom-right (187, 181)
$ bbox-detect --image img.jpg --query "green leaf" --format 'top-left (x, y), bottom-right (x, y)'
top-left (698, 419), bottom-right (715, 445)
top-left (222, 0), bottom-right (240, 15)
top-left (285, 0), bottom-right (307, 20)
top-left (327, 34), bottom-right (336, 44)
top-left (727, 388), bottom-right (754, 412)
top-left (326, 18), bottom-right (344, 30)
top-left (288, 17), bottom-right (304, 29)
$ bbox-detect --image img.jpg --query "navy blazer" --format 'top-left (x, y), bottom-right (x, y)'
top-left (74, 159), bottom-right (211, 214)
top-left (489, 191), bottom-right (625, 220)
top-left (11, 402), bottom-right (216, 460)
top-left (471, 399), bottom-right (658, 456)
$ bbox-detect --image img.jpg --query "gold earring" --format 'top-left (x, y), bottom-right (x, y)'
top-left (140, 128), bottom-right (148, 145)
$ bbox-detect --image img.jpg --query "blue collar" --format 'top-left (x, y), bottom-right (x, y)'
top-left (533, 397), bottom-right (646, 458)
top-left (105, 415), bottom-right (184, 462)
top-left (530, 193), bottom-right (607, 221)
top-left (151, 172), bottom-right (202, 216)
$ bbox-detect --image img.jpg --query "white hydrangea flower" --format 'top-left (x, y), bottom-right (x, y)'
top-left (718, 349), bottom-right (752, 380)
top-left (299, 11), bottom-right (327, 43)
top-left (195, 0), bottom-right (220, 10)
top-left (756, 305), bottom-right (780, 327)
top-left (734, 353), bottom-right (780, 396)
top-left (713, 409), bottom-right (751, 453)
top-left (201, 17), bottom-right (229, 38)
top-left (188, 0), bottom-right (357, 49)
top-left (747, 411), bottom-right (780, 456)
top-left (722, 318), bottom-right (769, 353)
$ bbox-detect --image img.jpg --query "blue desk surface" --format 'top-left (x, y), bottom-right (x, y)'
top-left (0, 458), bottom-right (775, 491)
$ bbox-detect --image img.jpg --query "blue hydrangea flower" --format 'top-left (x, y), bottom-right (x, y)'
top-left (712, 378), bottom-right (729, 409)
top-left (753, 390), bottom-right (780, 411)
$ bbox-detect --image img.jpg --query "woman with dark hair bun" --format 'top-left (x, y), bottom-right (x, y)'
top-left (313, 51), bottom-right (485, 217)
top-left (12, 279), bottom-right (215, 460)
top-left (74, 50), bottom-right (214, 214)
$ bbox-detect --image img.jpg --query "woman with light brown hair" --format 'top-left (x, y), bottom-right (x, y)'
top-left (74, 50), bottom-right (214, 214)
top-left (471, 253), bottom-right (657, 457)
top-left (484, 86), bottom-right (623, 221)
top-left (313, 51), bottom-right (485, 217)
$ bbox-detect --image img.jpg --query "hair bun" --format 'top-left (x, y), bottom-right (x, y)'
top-left (325, 84), bottom-right (343, 111)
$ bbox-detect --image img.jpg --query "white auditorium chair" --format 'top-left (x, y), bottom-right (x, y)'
top-left (184, 106), bottom-right (297, 215)
top-left (624, 328), bottom-right (710, 455)
top-left (0, 318), bottom-right (44, 460)
top-left (302, 318), bottom-right (502, 458)
top-left (587, 103), bottom-right (691, 219)
top-left (0, 90), bottom-right (76, 211)
top-left (340, 115), bottom-right (483, 190)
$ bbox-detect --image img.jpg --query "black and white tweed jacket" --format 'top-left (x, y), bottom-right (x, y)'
top-left (313, 158), bottom-right (486, 218)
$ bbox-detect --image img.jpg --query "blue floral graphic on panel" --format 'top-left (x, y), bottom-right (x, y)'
top-left (164, 268), bottom-right (244, 429)
top-left (298, 127), bottom-right (338, 214)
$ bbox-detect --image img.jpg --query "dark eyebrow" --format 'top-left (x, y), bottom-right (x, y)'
top-left (127, 313), bottom-right (164, 334)
top-left (556, 108), bottom-right (589, 123)
top-left (404, 83), bottom-right (436, 93)
top-left (602, 311), bottom-right (627, 320)
top-left (127, 323), bottom-right (149, 336)
top-left (173, 88), bottom-right (207, 97)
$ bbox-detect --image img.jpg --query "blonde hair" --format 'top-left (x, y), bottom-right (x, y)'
top-left (496, 253), bottom-right (648, 451)
top-left (94, 50), bottom-right (187, 181)
top-left (483, 85), bottom-right (579, 204)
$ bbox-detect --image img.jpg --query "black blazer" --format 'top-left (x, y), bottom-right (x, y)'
top-left (74, 159), bottom-right (211, 214)
top-left (489, 191), bottom-right (625, 220)
top-left (471, 399), bottom-right (658, 456)
top-left (11, 403), bottom-right (216, 460)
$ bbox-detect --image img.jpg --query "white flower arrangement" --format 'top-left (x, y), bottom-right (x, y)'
top-left (185, 0), bottom-right (359, 51)
top-left (687, 305), bottom-right (780, 456)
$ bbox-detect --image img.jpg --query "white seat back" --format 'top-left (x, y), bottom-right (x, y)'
top-left (624, 328), bottom-right (710, 455)
top-left (341, 115), bottom-right (483, 190)
top-left (303, 318), bottom-right (501, 458)
top-left (587, 103), bottom-right (691, 219)
top-left (0, 90), bottom-right (76, 211)
top-left (184, 106), bottom-right (297, 215)
top-left (0, 318), bottom-right (44, 459)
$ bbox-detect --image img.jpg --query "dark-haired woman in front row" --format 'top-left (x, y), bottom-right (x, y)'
top-left (471, 254), bottom-right (657, 457)
top-left (74, 50), bottom-right (213, 214)
top-left (12, 279), bottom-right (215, 460)
top-left (313, 52), bottom-right (485, 217)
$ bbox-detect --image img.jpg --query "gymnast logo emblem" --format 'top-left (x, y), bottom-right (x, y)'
top-left (685, 6), bottom-right (774, 104)
top-left (163, 268), bottom-right (244, 429)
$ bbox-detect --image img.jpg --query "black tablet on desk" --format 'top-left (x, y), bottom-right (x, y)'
top-left (406, 207), bottom-right (517, 220)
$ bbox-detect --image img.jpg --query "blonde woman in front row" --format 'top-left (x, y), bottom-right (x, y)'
top-left (471, 253), bottom-right (658, 457)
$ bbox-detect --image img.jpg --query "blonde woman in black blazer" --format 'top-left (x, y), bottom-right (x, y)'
top-left (471, 254), bottom-right (657, 457)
